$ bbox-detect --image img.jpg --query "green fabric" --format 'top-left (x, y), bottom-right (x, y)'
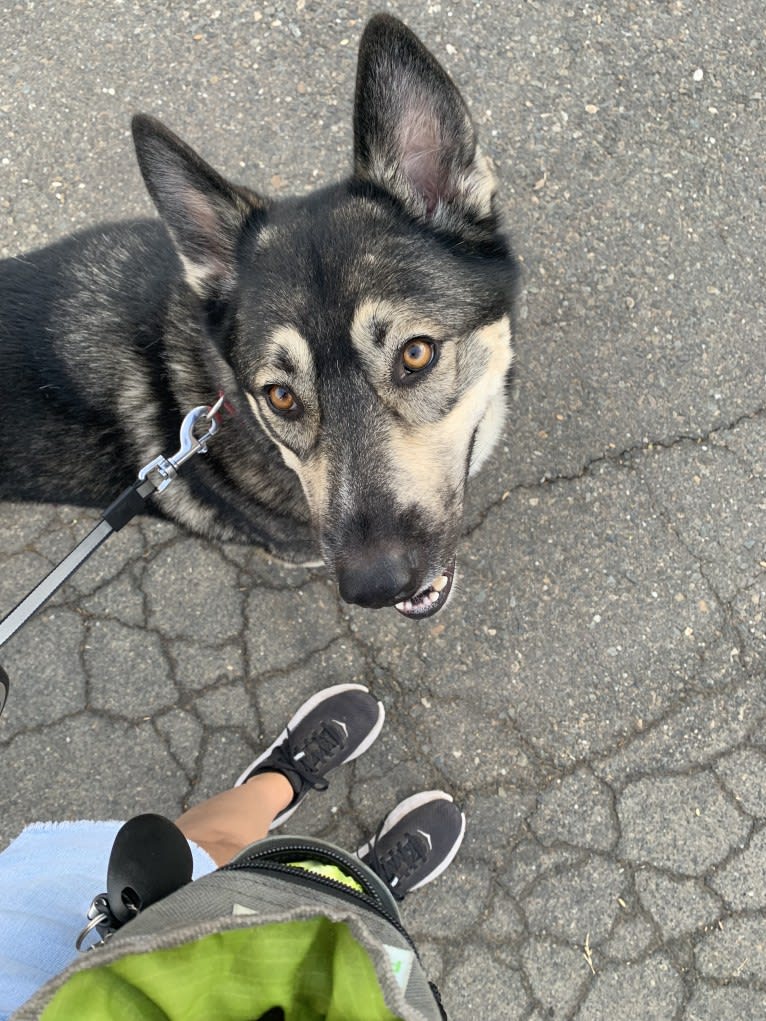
top-left (286, 861), bottom-right (364, 892)
top-left (41, 919), bottom-right (401, 1021)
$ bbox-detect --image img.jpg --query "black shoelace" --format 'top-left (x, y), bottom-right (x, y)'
top-left (281, 721), bottom-right (347, 792)
top-left (365, 823), bottom-right (430, 901)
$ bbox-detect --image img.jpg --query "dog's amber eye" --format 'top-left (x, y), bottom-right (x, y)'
top-left (266, 384), bottom-right (297, 415)
top-left (401, 338), bottom-right (436, 374)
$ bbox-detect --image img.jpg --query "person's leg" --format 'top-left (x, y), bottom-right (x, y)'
top-left (176, 772), bottom-right (293, 866)
top-left (176, 684), bottom-right (385, 867)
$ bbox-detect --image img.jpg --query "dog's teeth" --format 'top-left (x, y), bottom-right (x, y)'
top-left (431, 575), bottom-right (449, 592)
top-left (428, 590), bottom-right (441, 603)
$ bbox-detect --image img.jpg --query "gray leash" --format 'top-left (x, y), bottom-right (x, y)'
top-left (0, 398), bottom-right (225, 707)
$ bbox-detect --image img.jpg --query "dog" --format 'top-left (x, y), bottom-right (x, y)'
top-left (0, 14), bottom-right (518, 619)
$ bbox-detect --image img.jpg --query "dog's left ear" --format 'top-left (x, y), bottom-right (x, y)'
top-left (132, 114), bottom-right (266, 299)
top-left (353, 15), bottom-right (496, 233)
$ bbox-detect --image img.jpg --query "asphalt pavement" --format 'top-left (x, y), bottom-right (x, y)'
top-left (1, 2), bottom-right (765, 1018)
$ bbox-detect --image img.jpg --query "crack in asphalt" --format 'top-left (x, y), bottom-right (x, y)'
top-left (465, 403), bottom-right (766, 540)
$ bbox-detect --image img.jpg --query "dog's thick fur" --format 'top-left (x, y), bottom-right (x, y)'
top-left (0, 15), bottom-right (518, 618)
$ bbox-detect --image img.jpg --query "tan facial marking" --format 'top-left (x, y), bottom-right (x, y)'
top-left (245, 389), bottom-right (331, 521)
top-left (253, 325), bottom-right (317, 392)
top-left (296, 451), bottom-right (331, 521)
top-left (350, 299), bottom-right (446, 368)
top-left (386, 316), bottom-right (513, 516)
top-left (246, 327), bottom-right (331, 521)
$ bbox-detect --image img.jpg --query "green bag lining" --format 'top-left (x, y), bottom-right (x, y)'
top-left (42, 918), bottom-right (402, 1021)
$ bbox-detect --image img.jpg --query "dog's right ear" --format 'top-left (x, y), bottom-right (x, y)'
top-left (132, 115), bottom-right (265, 299)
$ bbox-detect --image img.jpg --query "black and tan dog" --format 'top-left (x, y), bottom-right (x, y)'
top-left (0, 15), bottom-right (518, 619)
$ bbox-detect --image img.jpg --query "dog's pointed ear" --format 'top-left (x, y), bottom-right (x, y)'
top-left (132, 114), bottom-right (265, 297)
top-left (353, 15), bottom-right (496, 231)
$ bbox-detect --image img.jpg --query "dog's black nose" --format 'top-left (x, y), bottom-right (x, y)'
top-left (336, 545), bottom-right (419, 609)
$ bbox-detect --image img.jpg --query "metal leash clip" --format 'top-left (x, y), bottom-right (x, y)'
top-left (138, 395), bottom-right (225, 493)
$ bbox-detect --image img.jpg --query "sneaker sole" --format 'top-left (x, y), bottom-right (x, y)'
top-left (235, 683), bottom-right (385, 828)
top-left (357, 790), bottom-right (467, 893)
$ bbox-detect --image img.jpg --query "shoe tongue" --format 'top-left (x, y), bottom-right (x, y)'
top-left (292, 720), bottom-right (344, 774)
top-left (382, 831), bottom-right (429, 881)
top-left (276, 720), bottom-right (345, 797)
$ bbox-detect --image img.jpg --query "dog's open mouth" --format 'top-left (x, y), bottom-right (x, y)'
top-left (394, 557), bottom-right (456, 620)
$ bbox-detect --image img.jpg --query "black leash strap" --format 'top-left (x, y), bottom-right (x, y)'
top-left (0, 478), bottom-right (156, 649)
top-left (0, 399), bottom-right (224, 654)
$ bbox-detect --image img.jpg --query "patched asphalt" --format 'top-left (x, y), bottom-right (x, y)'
top-left (1, 3), bottom-right (765, 1019)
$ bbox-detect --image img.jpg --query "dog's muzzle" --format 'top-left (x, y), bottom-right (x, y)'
top-left (335, 542), bottom-right (456, 618)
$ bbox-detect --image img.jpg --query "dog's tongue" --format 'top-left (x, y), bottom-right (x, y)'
top-left (395, 559), bottom-right (455, 619)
